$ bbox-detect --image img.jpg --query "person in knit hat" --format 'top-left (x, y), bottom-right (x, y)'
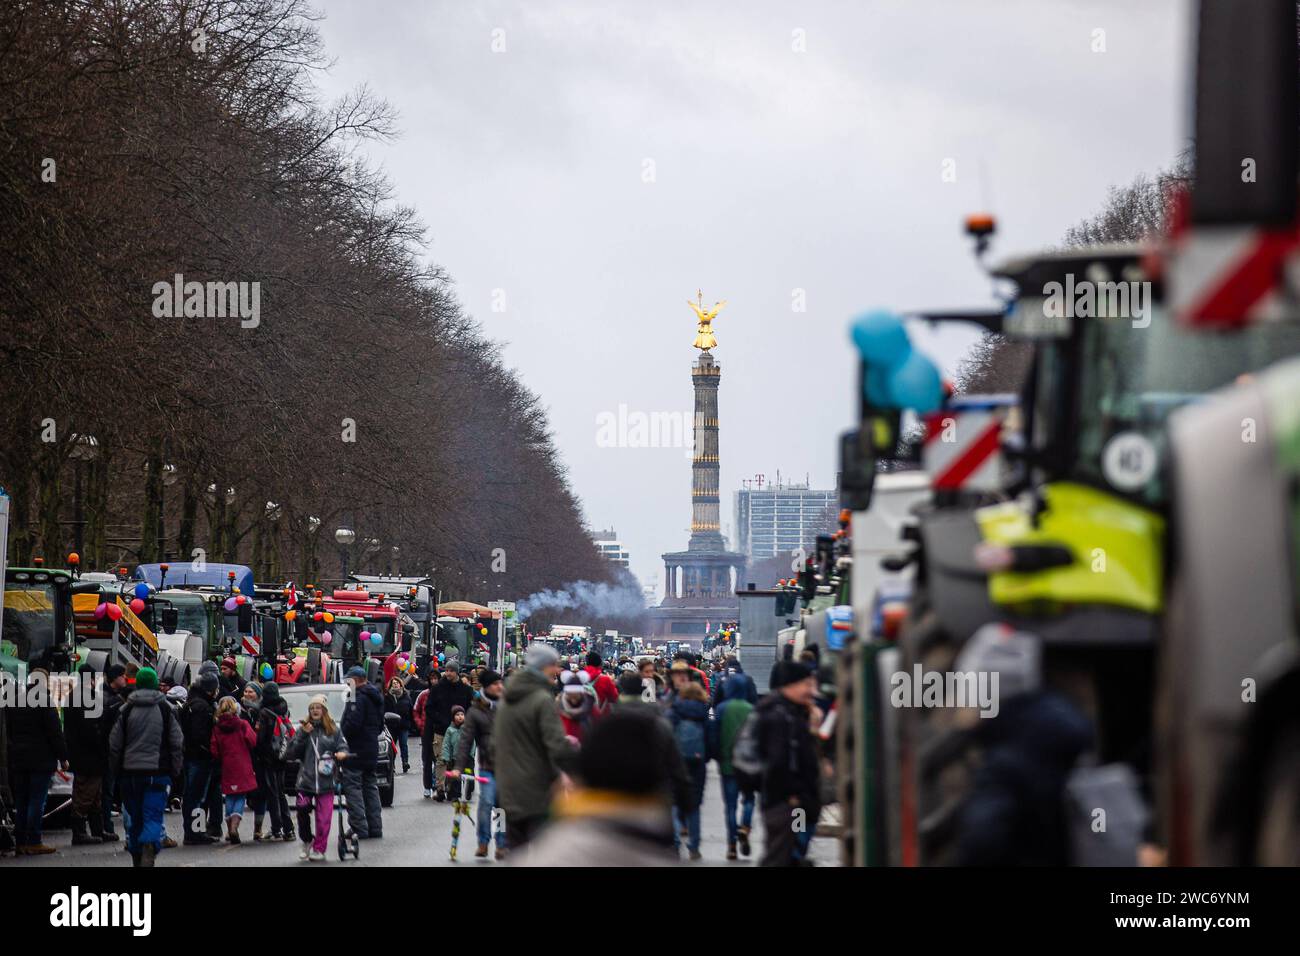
top-left (108, 667), bottom-right (183, 866)
top-left (755, 660), bottom-right (821, 867)
top-left (440, 704), bottom-right (474, 803)
top-left (517, 710), bottom-right (679, 867)
top-left (450, 668), bottom-right (505, 859)
top-left (181, 664), bottom-right (221, 844)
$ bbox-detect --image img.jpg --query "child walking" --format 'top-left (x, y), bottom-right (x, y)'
top-left (209, 696), bottom-right (259, 844)
top-left (287, 694), bottom-right (349, 861)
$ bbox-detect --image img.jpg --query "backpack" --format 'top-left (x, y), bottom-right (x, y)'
top-left (731, 710), bottom-right (765, 783)
top-left (270, 712), bottom-right (296, 762)
top-left (674, 713), bottom-right (707, 762)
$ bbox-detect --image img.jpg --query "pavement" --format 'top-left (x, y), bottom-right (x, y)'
top-left (6, 738), bottom-right (837, 867)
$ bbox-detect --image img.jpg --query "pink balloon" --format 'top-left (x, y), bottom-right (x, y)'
top-left (105, 603), bottom-right (123, 621)
top-left (93, 602), bottom-right (108, 619)
top-left (321, 631), bottom-right (332, 646)
top-left (129, 598), bottom-right (146, 615)
top-left (223, 597), bottom-right (238, 612)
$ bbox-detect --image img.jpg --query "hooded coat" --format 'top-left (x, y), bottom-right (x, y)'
top-left (6, 680), bottom-right (68, 773)
top-left (714, 675), bottom-right (756, 776)
top-left (254, 684), bottom-right (291, 764)
top-left (210, 712), bottom-right (258, 795)
top-left (340, 681), bottom-right (385, 770)
top-left (492, 668), bottom-right (577, 821)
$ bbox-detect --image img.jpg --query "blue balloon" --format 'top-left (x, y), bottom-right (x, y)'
top-left (134, 583), bottom-right (150, 600)
top-left (850, 310), bottom-right (911, 369)
top-left (886, 350), bottom-right (945, 413)
top-left (370, 633), bottom-right (382, 645)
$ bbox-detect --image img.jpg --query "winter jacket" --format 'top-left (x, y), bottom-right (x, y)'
top-left (383, 689), bottom-right (414, 733)
top-left (712, 668), bottom-right (757, 708)
top-left (5, 681), bottom-right (67, 773)
top-left (667, 698), bottom-right (715, 766)
top-left (955, 692), bottom-right (1093, 867)
top-left (108, 689), bottom-right (183, 778)
top-left (755, 693), bottom-right (821, 811)
top-left (210, 713), bottom-right (258, 795)
top-left (254, 693), bottom-right (291, 764)
top-left (441, 723), bottom-right (472, 770)
top-left (287, 723), bottom-right (349, 795)
top-left (582, 666), bottom-right (619, 717)
top-left (421, 676), bottom-right (473, 738)
top-left (517, 793), bottom-right (678, 867)
top-left (456, 697), bottom-right (496, 773)
top-left (492, 668), bottom-right (577, 821)
top-left (340, 682), bottom-right (385, 770)
top-left (64, 673), bottom-right (108, 775)
top-left (181, 690), bottom-right (217, 761)
top-left (714, 676), bottom-right (756, 776)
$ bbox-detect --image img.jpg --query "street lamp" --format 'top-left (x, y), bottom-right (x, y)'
top-left (69, 434), bottom-right (99, 555)
top-left (335, 527), bottom-right (355, 582)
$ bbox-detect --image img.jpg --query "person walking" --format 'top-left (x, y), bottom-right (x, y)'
top-left (517, 710), bottom-right (680, 867)
top-left (667, 682), bottom-right (712, 861)
top-left (210, 696), bottom-right (258, 844)
top-left (96, 664), bottom-right (128, 843)
top-left (107, 666), bottom-right (183, 866)
top-left (558, 670), bottom-right (595, 744)
top-left (339, 666), bottom-right (384, 838)
top-left (420, 661), bottom-right (472, 800)
top-left (287, 694), bottom-right (349, 862)
top-left (66, 664), bottom-right (110, 845)
top-left (714, 673), bottom-right (757, 860)
top-left (180, 668), bottom-right (220, 844)
top-left (493, 643), bottom-right (577, 849)
top-left (218, 657), bottom-right (246, 699)
top-left (756, 661), bottom-right (822, 867)
top-left (383, 677), bottom-right (413, 774)
top-left (581, 652), bottom-right (619, 718)
top-left (6, 661), bottom-right (68, 855)
top-left (712, 655), bottom-right (757, 708)
top-left (452, 669), bottom-right (505, 860)
top-left (253, 682), bottom-right (294, 841)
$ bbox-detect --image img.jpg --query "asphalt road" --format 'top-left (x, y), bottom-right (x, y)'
top-left (8, 738), bottom-right (836, 867)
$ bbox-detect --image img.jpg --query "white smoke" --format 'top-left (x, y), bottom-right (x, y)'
top-left (516, 580), bottom-right (646, 620)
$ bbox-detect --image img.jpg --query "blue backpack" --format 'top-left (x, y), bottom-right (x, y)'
top-left (674, 714), bottom-right (707, 761)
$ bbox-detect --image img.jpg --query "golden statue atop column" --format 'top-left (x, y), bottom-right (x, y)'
top-left (688, 289), bottom-right (727, 350)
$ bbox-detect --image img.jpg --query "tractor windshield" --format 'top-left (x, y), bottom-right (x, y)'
top-left (1074, 307), bottom-right (1300, 505)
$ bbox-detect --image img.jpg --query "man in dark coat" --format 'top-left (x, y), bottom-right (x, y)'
top-left (96, 664), bottom-right (128, 841)
top-left (180, 670), bottom-right (219, 844)
top-left (756, 661), bottom-right (822, 867)
top-left (340, 666), bottom-right (385, 838)
top-left (5, 664), bottom-right (68, 854)
top-left (66, 665), bottom-right (110, 844)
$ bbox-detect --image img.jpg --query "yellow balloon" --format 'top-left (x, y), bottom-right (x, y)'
top-left (323, 612), bottom-right (335, 624)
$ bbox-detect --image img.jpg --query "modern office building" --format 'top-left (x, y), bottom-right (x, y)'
top-left (734, 477), bottom-right (839, 562)
top-left (591, 528), bottom-right (631, 569)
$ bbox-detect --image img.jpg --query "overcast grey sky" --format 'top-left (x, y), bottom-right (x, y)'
top-left (311, 0), bottom-right (1190, 598)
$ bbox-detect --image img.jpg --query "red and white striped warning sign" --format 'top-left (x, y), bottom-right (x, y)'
top-left (1166, 190), bottom-right (1300, 327)
top-left (241, 635), bottom-right (261, 656)
top-left (921, 402), bottom-right (1007, 491)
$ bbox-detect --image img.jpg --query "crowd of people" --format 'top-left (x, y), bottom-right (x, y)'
top-left (2, 641), bottom-right (829, 867)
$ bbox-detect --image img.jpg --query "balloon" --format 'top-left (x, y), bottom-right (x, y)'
top-left (129, 598), bottom-right (146, 615)
top-left (323, 612), bottom-right (335, 624)
top-left (370, 633), bottom-right (382, 645)
top-left (851, 310), bottom-right (911, 368)
top-left (260, 663), bottom-right (274, 680)
top-left (320, 631), bottom-right (332, 646)
top-left (438, 653), bottom-right (446, 663)
top-left (224, 597), bottom-right (238, 612)
top-left (105, 603), bottom-right (123, 621)
top-left (359, 630), bottom-right (371, 642)
top-left (235, 594), bottom-right (247, 606)
top-left (887, 350), bottom-right (945, 413)
top-left (93, 602), bottom-right (108, 619)
top-left (313, 611), bottom-right (324, 622)
top-left (285, 609), bottom-right (297, 622)
top-left (134, 583), bottom-right (150, 600)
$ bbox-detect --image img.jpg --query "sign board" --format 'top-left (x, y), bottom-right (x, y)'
top-left (487, 602), bottom-right (516, 668)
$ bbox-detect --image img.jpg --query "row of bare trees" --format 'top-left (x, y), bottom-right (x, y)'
top-left (0, 0), bottom-right (619, 601)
